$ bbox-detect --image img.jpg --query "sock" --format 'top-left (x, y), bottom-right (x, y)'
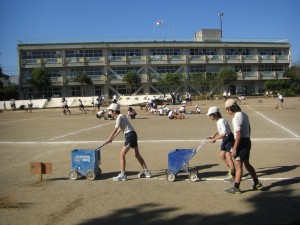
top-left (234, 182), bottom-right (240, 189)
top-left (253, 178), bottom-right (259, 185)
top-left (231, 169), bottom-right (236, 177)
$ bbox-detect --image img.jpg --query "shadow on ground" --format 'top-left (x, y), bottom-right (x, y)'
top-left (76, 186), bottom-right (300, 225)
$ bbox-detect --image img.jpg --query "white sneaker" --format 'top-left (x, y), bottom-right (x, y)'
top-left (137, 170), bottom-right (151, 178)
top-left (113, 173), bottom-right (127, 181)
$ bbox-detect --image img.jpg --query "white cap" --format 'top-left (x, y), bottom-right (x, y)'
top-left (206, 106), bottom-right (219, 115)
top-left (108, 103), bottom-right (120, 111)
top-left (225, 99), bottom-right (237, 108)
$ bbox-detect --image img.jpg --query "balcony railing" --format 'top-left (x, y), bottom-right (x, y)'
top-left (20, 54), bottom-right (290, 68)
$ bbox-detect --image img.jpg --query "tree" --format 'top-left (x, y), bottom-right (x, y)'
top-left (164, 73), bottom-right (183, 92)
top-left (283, 65), bottom-right (300, 95)
top-left (0, 67), bottom-right (10, 89)
top-left (122, 71), bottom-right (141, 94)
top-left (31, 68), bottom-right (51, 96)
top-left (73, 72), bottom-right (93, 96)
top-left (217, 67), bottom-right (238, 86)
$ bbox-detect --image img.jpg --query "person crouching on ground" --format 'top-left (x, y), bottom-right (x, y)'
top-left (127, 107), bottom-right (137, 119)
top-left (168, 109), bottom-right (185, 119)
top-left (104, 103), bottom-right (151, 181)
top-left (224, 99), bottom-right (263, 194)
top-left (96, 109), bottom-right (106, 120)
top-left (207, 106), bottom-right (235, 182)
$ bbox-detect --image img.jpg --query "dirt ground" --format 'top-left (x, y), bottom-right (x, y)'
top-left (0, 97), bottom-right (300, 225)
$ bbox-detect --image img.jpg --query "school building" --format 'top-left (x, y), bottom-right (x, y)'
top-left (17, 29), bottom-right (291, 100)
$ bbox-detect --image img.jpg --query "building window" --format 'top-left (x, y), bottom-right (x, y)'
top-left (21, 50), bottom-right (61, 59)
top-left (234, 65), bottom-right (251, 72)
top-left (225, 48), bottom-right (250, 55)
top-left (156, 66), bottom-right (181, 74)
top-left (69, 67), bottom-right (103, 76)
top-left (258, 49), bottom-right (282, 55)
top-left (110, 49), bottom-right (141, 56)
top-left (149, 49), bottom-right (181, 56)
top-left (189, 66), bottom-right (206, 73)
top-left (258, 65), bottom-right (285, 71)
top-left (109, 67), bottom-right (142, 75)
top-left (65, 49), bottom-right (103, 58)
top-left (190, 48), bottom-right (217, 55)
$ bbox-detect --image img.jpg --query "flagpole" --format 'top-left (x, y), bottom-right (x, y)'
top-left (172, 23), bottom-right (175, 40)
top-left (154, 22), bottom-right (156, 41)
top-left (163, 23), bottom-right (165, 41)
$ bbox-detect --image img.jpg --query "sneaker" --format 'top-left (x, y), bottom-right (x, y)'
top-left (224, 173), bottom-right (234, 182)
top-left (225, 186), bottom-right (241, 194)
top-left (137, 170), bottom-right (151, 178)
top-left (252, 182), bottom-right (263, 190)
top-left (113, 173), bottom-right (127, 181)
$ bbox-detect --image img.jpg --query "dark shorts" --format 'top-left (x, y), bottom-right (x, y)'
top-left (221, 133), bottom-right (234, 152)
top-left (234, 137), bottom-right (251, 161)
top-left (124, 131), bottom-right (138, 148)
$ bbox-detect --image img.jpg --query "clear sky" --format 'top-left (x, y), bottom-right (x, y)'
top-left (0, 0), bottom-right (299, 76)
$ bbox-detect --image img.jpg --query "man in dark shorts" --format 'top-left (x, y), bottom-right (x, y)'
top-left (224, 99), bottom-right (263, 194)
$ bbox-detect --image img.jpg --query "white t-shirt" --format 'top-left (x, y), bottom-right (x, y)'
top-left (115, 114), bottom-right (134, 134)
top-left (232, 112), bottom-right (250, 138)
top-left (179, 106), bottom-right (185, 113)
top-left (217, 118), bottom-right (232, 136)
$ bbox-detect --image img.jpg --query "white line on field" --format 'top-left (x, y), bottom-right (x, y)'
top-left (48, 121), bottom-right (115, 141)
top-left (147, 177), bottom-right (300, 181)
top-left (247, 106), bottom-right (299, 138)
top-left (0, 137), bottom-right (300, 144)
top-left (0, 117), bottom-right (37, 124)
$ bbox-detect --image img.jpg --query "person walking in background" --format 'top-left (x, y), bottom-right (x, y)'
top-left (27, 99), bottom-right (33, 113)
top-left (104, 103), bottom-right (151, 181)
top-left (223, 90), bottom-right (228, 101)
top-left (224, 99), bottom-right (263, 194)
top-left (207, 106), bottom-right (235, 182)
top-left (278, 93), bottom-right (284, 109)
top-left (10, 99), bottom-right (16, 111)
top-left (78, 99), bottom-right (86, 114)
top-left (95, 95), bottom-right (102, 112)
top-left (61, 97), bottom-right (71, 115)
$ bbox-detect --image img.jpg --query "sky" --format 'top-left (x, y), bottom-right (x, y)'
top-left (0, 0), bottom-right (300, 77)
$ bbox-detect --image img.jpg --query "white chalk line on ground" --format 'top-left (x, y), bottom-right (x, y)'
top-left (148, 177), bottom-right (300, 181)
top-left (0, 117), bottom-right (38, 124)
top-left (247, 105), bottom-right (299, 138)
top-left (1, 137), bottom-right (300, 144)
top-left (48, 121), bottom-right (115, 141)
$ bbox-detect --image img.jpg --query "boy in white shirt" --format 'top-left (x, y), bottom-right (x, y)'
top-left (224, 99), bottom-right (263, 194)
top-left (104, 103), bottom-right (151, 181)
top-left (207, 106), bottom-right (235, 182)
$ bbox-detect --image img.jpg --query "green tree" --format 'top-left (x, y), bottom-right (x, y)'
top-left (122, 71), bottom-right (141, 94)
top-left (217, 67), bottom-right (238, 86)
top-left (31, 68), bottom-right (51, 96)
top-left (284, 66), bottom-right (300, 94)
top-left (73, 72), bottom-right (93, 96)
top-left (0, 67), bottom-right (10, 89)
top-left (164, 73), bottom-right (183, 92)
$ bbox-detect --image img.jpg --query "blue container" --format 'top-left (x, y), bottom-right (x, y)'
top-left (69, 149), bottom-right (101, 180)
top-left (168, 148), bottom-right (196, 174)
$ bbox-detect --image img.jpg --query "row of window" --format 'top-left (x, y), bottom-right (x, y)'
top-left (21, 48), bottom-right (289, 59)
top-left (23, 64), bottom-right (286, 78)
